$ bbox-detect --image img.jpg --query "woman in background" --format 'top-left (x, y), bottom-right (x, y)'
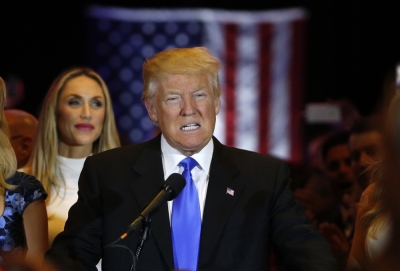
top-left (26, 67), bottom-right (120, 269)
top-left (346, 90), bottom-right (400, 271)
top-left (0, 77), bottom-right (48, 270)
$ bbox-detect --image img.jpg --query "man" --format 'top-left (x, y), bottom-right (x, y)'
top-left (4, 109), bottom-right (38, 170)
top-left (45, 47), bottom-right (337, 271)
top-left (317, 130), bottom-right (363, 270)
top-left (321, 130), bottom-right (360, 201)
top-left (348, 115), bottom-right (383, 190)
top-left (319, 130), bottom-right (361, 233)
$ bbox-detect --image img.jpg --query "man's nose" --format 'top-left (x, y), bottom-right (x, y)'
top-left (181, 96), bottom-right (195, 116)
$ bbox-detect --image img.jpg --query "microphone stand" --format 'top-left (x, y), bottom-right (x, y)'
top-left (128, 215), bottom-right (151, 271)
top-left (135, 215), bottom-right (151, 259)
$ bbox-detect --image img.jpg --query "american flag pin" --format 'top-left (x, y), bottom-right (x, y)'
top-left (226, 187), bottom-right (234, 196)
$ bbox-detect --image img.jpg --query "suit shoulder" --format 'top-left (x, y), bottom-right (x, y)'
top-left (221, 144), bottom-right (287, 166)
top-left (88, 140), bottom-right (152, 163)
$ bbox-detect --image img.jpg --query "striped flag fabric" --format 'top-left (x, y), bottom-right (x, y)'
top-left (86, 6), bottom-right (308, 163)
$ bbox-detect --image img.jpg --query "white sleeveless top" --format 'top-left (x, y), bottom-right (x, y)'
top-left (47, 156), bottom-right (85, 245)
top-left (46, 156), bottom-right (103, 270)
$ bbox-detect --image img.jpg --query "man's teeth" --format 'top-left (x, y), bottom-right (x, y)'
top-left (181, 124), bottom-right (200, 131)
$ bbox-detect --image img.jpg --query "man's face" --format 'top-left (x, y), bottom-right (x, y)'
top-left (349, 131), bottom-right (382, 189)
top-left (324, 144), bottom-right (356, 195)
top-left (145, 73), bottom-right (220, 156)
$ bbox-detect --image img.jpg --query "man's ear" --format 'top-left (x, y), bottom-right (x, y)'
top-left (144, 98), bottom-right (159, 125)
top-left (214, 97), bottom-right (221, 115)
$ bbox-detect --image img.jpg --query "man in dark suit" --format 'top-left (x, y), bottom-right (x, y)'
top-left (44, 47), bottom-right (337, 271)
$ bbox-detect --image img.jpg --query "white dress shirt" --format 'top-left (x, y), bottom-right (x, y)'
top-left (161, 135), bottom-right (213, 221)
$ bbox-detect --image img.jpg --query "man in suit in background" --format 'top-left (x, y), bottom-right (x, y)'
top-left (44, 47), bottom-right (337, 271)
top-left (4, 109), bottom-right (37, 170)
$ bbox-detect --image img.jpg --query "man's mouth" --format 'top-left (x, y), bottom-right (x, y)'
top-left (180, 124), bottom-right (200, 131)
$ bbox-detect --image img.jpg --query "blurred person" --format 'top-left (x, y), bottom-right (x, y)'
top-left (320, 130), bottom-right (361, 232)
top-left (367, 62), bottom-right (400, 271)
top-left (44, 47), bottom-right (337, 271)
top-left (347, 90), bottom-right (400, 271)
top-left (321, 130), bottom-right (360, 203)
top-left (293, 166), bottom-right (338, 226)
top-left (292, 162), bottom-right (351, 270)
top-left (348, 115), bottom-right (383, 190)
top-left (25, 67), bottom-right (120, 269)
top-left (315, 130), bottom-right (363, 270)
top-left (4, 109), bottom-right (38, 170)
top-left (0, 78), bottom-right (48, 270)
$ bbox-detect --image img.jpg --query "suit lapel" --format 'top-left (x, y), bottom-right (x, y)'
top-left (128, 134), bottom-right (174, 270)
top-left (199, 137), bottom-right (244, 265)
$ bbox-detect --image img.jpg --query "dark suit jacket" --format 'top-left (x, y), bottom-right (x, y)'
top-left (45, 134), bottom-right (337, 271)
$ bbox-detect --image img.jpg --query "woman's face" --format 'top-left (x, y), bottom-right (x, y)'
top-left (56, 75), bottom-right (106, 149)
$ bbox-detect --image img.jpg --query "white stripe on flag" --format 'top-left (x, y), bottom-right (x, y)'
top-left (235, 22), bottom-right (260, 151)
top-left (269, 22), bottom-right (292, 160)
top-left (204, 21), bottom-right (226, 143)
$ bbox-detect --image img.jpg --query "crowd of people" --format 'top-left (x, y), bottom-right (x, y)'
top-left (0, 46), bottom-right (399, 271)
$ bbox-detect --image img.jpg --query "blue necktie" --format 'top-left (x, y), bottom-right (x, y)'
top-left (171, 157), bottom-right (201, 271)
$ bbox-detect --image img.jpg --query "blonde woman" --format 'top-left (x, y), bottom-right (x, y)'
top-left (26, 67), bottom-right (120, 254)
top-left (346, 92), bottom-right (400, 271)
top-left (0, 77), bottom-right (48, 269)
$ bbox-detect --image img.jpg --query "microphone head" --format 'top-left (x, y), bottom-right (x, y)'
top-left (164, 173), bottom-right (186, 200)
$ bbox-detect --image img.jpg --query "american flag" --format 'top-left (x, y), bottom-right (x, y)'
top-left (86, 6), bottom-right (308, 163)
top-left (226, 187), bottom-right (235, 197)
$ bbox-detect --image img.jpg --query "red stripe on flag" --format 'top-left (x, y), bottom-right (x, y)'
top-left (224, 23), bottom-right (238, 147)
top-left (289, 19), bottom-right (307, 163)
top-left (258, 23), bottom-right (273, 154)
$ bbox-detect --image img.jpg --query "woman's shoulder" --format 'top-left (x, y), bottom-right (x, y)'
top-left (359, 182), bottom-right (377, 207)
top-left (7, 171), bottom-right (39, 185)
top-left (7, 171), bottom-right (48, 200)
top-left (363, 182), bottom-right (377, 196)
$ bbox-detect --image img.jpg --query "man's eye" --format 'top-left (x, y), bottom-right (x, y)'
top-left (166, 96), bottom-right (181, 103)
top-left (366, 147), bottom-right (377, 157)
top-left (194, 92), bottom-right (206, 99)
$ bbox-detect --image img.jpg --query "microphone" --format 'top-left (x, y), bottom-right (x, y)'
top-left (120, 173), bottom-right (186, 239)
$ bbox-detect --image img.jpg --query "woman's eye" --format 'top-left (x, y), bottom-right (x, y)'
top-left (68, 100), bottom-right (80, 106)
top-left (92, 101), bottom-right (103, 108)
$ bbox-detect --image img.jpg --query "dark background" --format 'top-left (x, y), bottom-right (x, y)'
top-left (2, 0), bottom-right (400, 118)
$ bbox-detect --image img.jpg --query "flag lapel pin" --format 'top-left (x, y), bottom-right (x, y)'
top-left (226, 187), bottom-right (234, 196)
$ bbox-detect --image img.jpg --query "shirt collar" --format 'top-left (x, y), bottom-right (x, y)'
top-left (161, 134), bottom-right (214, 176)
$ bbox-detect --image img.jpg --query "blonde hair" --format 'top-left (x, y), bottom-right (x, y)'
top-left (142, 46), bottom-right (222, 101)
top-left (29, 67), bottom-right (121, 200)
top-left (0, 77), bottom-right (18, 190)
top-left (362, 173), bottom-right (388, 239)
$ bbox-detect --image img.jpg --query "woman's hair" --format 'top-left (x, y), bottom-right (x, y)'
top-left (0, 77), bottom-right (18, 190)
top-left (361, 165), bottom-right (387, 239)
top-left (142, 46), bottom-right (222, 101)
top-left (29, 67), bottom-right (121, 200)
